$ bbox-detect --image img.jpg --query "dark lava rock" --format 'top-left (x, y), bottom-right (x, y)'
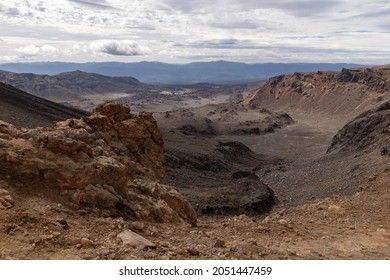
top-left (328, 101), bottom-right (390, 153)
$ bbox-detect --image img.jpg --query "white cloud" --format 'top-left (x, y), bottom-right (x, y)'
top-left (0, 55), bottom-right (18, 63)
top-left (17, 44), bottom-right (59, 56)
top-left (87, 40), bottom-right (152, 56)
top-left (0, 0), bottom-right (390, 63)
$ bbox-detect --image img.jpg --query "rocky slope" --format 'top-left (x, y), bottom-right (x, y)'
top-left (328, 101), bottom-right (390, 155)
top-left (0, 70), bottom-right (145, 102)
top-left (0, 82), bottom-right (88, 128)
top-left (242, 66), bottom-right (390, 120)
top-left (0, 102), bottom-right (196, 226)
top-left (0, 166), bottom-right (388, 260)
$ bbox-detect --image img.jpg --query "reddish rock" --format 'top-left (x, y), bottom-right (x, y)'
top-left (0, 103), bottom-right (196, 225)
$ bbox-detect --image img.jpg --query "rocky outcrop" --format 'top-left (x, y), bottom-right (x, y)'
top-left (327, 101), bottom-right (390, 154)
top-left (0, 102), bottom-right (197, 225)
top-left (336, 68), bottom-right (390, 92)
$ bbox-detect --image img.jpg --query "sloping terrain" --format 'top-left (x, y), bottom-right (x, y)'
top-left (0, 82), bottom-right (87, 128)
top-left (0, 165), bottom-right (388, 260)
top-left (328, 101), bottom-right (390, 154)
top-left (0, 70), bottom-right (145, 102)
top-left (242, 66), bottom-right (390, 120)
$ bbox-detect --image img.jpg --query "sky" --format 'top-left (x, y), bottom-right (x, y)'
top-left (0, 0), bottom-right (389, 64)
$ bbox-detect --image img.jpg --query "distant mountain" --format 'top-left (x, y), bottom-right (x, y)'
top-left (0, 70), bottom-right (145, 101)
top-left (0, 82), bottom-right (88, 128)
top-left (0, 61), bottom-right (365, 85)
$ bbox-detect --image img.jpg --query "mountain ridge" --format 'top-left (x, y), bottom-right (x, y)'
top-left (0, 70), bottom-right (146, 102)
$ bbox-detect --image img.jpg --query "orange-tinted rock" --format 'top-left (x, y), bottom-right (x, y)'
top-left (0, 103), bottom-right (195, 225)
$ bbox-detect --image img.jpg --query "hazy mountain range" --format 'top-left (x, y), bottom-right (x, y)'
top-left (0, 61), bottom-right (364, 85)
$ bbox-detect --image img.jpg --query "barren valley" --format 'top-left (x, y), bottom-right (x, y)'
top-left (0, 66), bottom-right (389, 259)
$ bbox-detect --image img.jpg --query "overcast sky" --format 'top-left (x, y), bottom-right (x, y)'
top-left (0, 0), bottom-right (389, 64)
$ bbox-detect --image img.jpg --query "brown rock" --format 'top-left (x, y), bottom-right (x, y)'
top-left (0, 188), bottom-right (14, 210)
top-left (117, 230), bottom-right (156, 249)
top-left (80, 238), bottom-right (95, 248)
top-left (0, 103), bottom-right (196, 226)
top-left (130, 221), bottom-right (145, 231)
top-left (187, 247), bottom-right (200, 256)
top-left (128, 179), bottom-right (197, 225)
top-left (214, 239), bottom-right (226, 248)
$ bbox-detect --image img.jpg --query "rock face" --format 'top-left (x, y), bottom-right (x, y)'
top-left (327, 101), bottom-right (390, 154)
top-left (0, 102), bottom-right (196, 225)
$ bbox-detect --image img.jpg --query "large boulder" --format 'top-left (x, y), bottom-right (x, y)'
top-left (0, 103), bottom-right (196, 225)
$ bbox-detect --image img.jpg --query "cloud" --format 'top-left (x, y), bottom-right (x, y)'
top-left (176, 39), bottom-right (262, 49)
top-left (155, 0), bottom-right (342, 16)
top-left (87, 40), bottom-right (152, 56)
top-left (0, 55), bottom-right (18, 62)
top-left (68, 0), bottom-right (114, 10)
top-left (17, 44), bottom-right (59, 56)
top-left (352, 7), bottom-right (390, 18)
top-left (0, 5), bottom-right (21, 16)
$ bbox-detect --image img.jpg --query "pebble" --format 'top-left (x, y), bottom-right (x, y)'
top-left (246, 238), bottom-right (257, 245)
top-left (214, 239), bottom-right (226, 248)
top-left (187, 247), bottom-right (200, 256)
top-left (257, 225), bottom-right (270, 233)
top-left (80, 238), bottom-right (95, 248)
top-left (58, 219), bottom-right (70, 230)
top-left (117, 230), bottom-right (156, 249)
top-left (41, 234), bottom-right (54, 240)
top-left (328, 205), bottom-right (341, 211)
top-left (278, 219), bottom-right (289, 226)
top-left (130, 221), bottom-right (145, 231)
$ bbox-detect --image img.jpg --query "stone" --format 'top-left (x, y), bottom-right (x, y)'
top-left (328, 205), bottom-right (342, 211)
top-left (130, 221), bottom-right (145, 231)
top-left (214, 239), bottom-right (226, 248)
top-left (0, 188), bottom-right (14, 210)
top-left (246, 238), bottom-right (258, 245)
top-left (186, 247), bottom-right (200, 256)
top-left (117, 230), bottom-right (156, 249)
top-left (80, 238), bottom-right (95, 248)
top-left (128, 179), bottom-right (197, 225)
top-left (278, 219), bottom-right (289, 226)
